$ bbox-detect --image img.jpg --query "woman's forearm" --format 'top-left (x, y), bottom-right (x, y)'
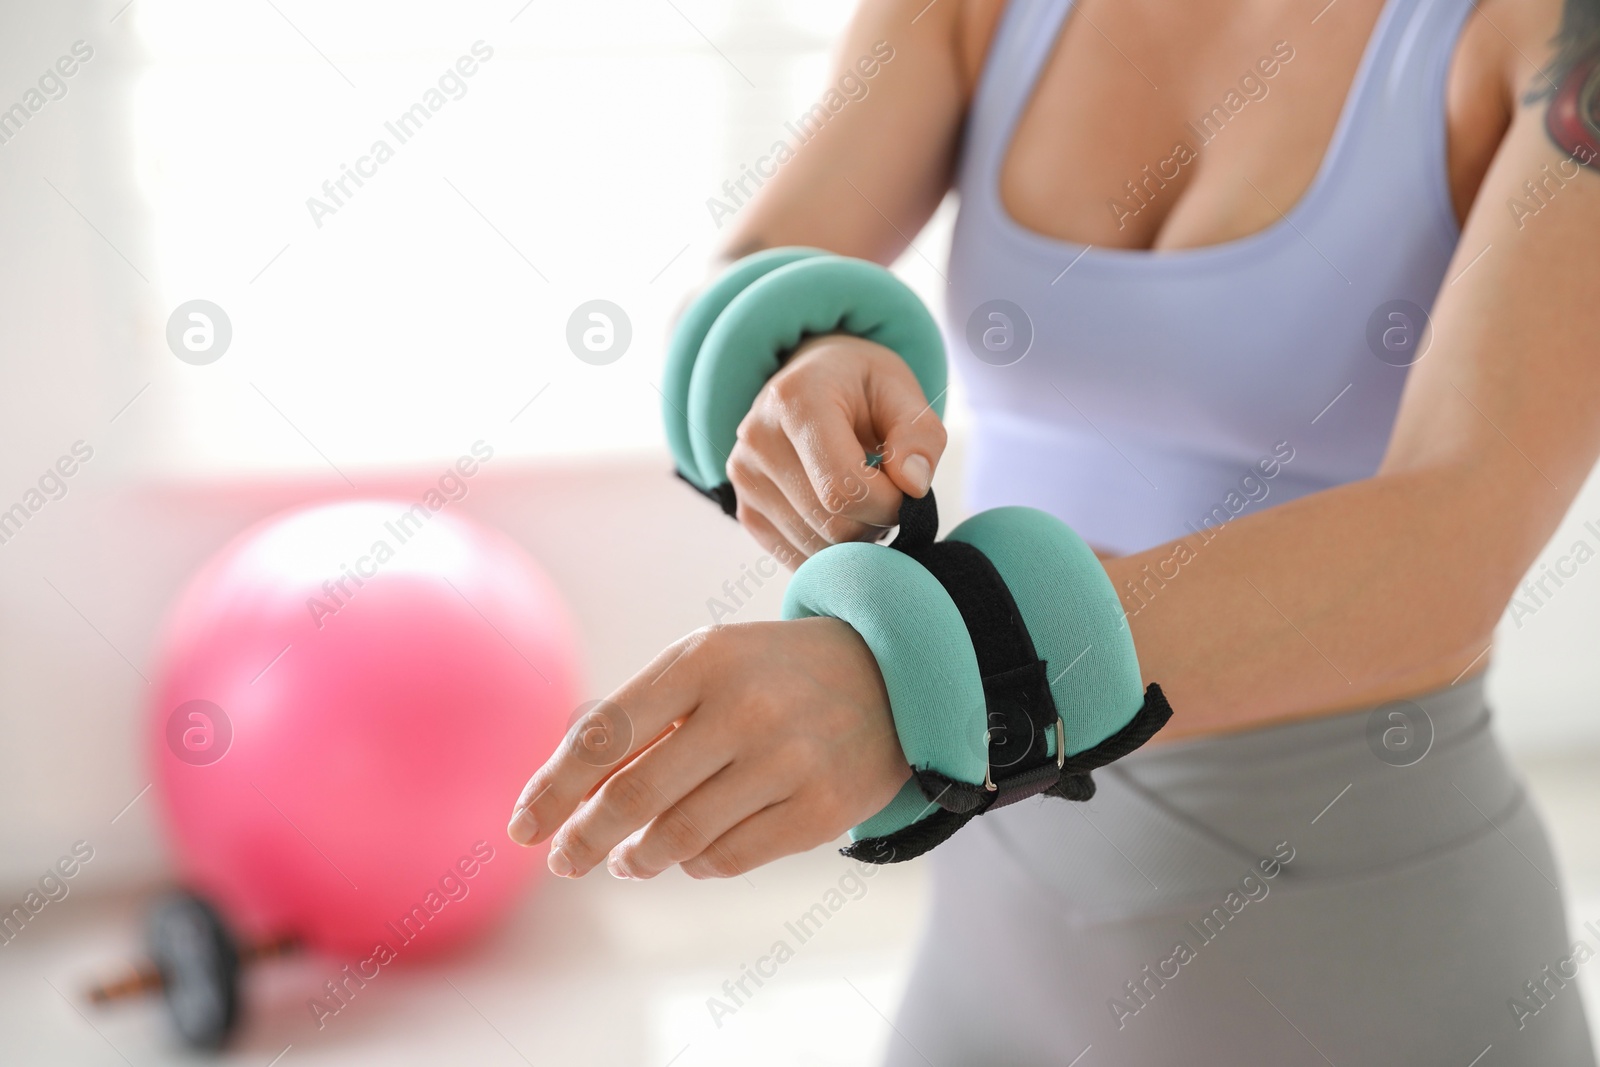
top-left (1110, 456), bottom-right (1542, 741)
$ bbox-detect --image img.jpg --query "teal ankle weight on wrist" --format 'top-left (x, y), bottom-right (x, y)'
top-left (662, 247), bottom-right (827, 497)
top-left (946, 506), bottom-right (1146, 754)
top-left (663, 249), bottom-right (948, 512)
top-left (782, 491), bottom-right (1172, 863)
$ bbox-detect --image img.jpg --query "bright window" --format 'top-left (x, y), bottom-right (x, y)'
top-left (128, 0), bottom-right (961, 481)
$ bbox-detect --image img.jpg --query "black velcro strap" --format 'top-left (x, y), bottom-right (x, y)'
top-left (889, 483), bottom-right (940, 546)
top-left (839, 807), bottom-right (974, 865)
top-left (844, 683), bottom-right (1173, 863)
top-left (886, 490), bottom-right (1062, 815)
top-left (674, 468), bottom-right (738, 517)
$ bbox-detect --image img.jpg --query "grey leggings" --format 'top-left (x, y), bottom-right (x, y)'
top-left (886, 676), bottom-right (1595, 1066)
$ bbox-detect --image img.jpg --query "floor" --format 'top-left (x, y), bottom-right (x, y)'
top-left (4, 749), bottom-right (1598, 1066)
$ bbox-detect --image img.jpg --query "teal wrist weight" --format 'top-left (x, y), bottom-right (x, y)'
top-left (663, 249), bottom-right (1172, 863)
top-left (782, 490), bottom-right (1172, 863)
top-left (662, 248), bottom-right (948, 512)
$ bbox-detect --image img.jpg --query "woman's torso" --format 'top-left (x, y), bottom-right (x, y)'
top-left (945, 0), bottom-right (1509, 554)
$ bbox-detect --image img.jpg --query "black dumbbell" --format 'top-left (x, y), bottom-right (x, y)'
top-left (86, 890), bottom-right (297, 1050)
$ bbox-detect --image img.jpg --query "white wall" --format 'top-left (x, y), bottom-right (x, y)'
top-left (1487, 459), bottom-right (1600, 751)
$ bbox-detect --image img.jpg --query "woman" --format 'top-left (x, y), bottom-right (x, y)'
top-left (510, 0), bottom-right (1600, 1061)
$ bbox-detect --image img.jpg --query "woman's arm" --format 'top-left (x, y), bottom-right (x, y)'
top-left (713, 0), bottom-right (998, 264)
top-left (1119, 0), bottom-right (1600, 741)
top-left (685, 1), bottom-right (1003, 559)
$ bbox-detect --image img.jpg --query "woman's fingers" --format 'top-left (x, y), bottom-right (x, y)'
top-left (547, 714), bottom-right (734, 877)
top-left (507, 635), bottom-right (706, 849)
top-left (760, 338), bottom-right (909, 533)
top-left (510, 617), bottom-right (905, 880)
top-left (743, 337), bottom-right (948, 549)
top-left (765, 379), bottom-right (902, 533)
top-left (749, 428), bottom-right (882, 546)
top-left (736, 506), bottom-right (808, 573)
top-left (610, 761), bottom-right (789, 880)
top-left (728, 449), bottom-right (830, 558)
top-left (864, 353), bottom-right (948, 500)
top-left (679, 798), bottom-right (827, 880)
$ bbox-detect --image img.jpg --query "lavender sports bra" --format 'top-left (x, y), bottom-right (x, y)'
top-left (945, 0), bottom-right (1474, 553)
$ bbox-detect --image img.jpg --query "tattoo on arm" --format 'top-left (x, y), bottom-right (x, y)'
top-left (1526, 0), bottom-right (1600, 167)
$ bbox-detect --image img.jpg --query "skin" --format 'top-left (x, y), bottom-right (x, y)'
top-left (510, 0), bottom-right (1600, 880)
top-left (724, 334), bottom-right (947, 562)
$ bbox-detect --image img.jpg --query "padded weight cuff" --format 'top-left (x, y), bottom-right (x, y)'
top-left (781, 493), bottom-right (1173, 864)
top-left (663, 249), bottom-right (948, 506)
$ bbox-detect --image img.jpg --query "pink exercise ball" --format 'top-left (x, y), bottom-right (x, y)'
top-left (150, 499), bottom-right (579, 958)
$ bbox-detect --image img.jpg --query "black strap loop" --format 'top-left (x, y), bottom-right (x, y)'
top-left (886, 487), bottom-right (940, 552)
top-left (886, 490), bottom-right (1063, 815)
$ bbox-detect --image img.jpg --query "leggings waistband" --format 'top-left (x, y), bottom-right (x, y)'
top-left (978, 675), bottom-right (1525, 919)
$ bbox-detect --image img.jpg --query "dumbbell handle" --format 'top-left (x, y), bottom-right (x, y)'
top-left (85, 934), bottom-right (298, 1005)
top-left (86, 963), bottom-right (162, 1004)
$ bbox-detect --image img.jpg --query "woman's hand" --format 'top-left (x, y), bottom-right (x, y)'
top-left (728, 334), bottom-right (947, 569)
top-left (506, 617), bottom-right (911, 879)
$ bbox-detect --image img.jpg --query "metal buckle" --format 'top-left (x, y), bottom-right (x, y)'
top-left (984, 717), bottom-right (1065, 792)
